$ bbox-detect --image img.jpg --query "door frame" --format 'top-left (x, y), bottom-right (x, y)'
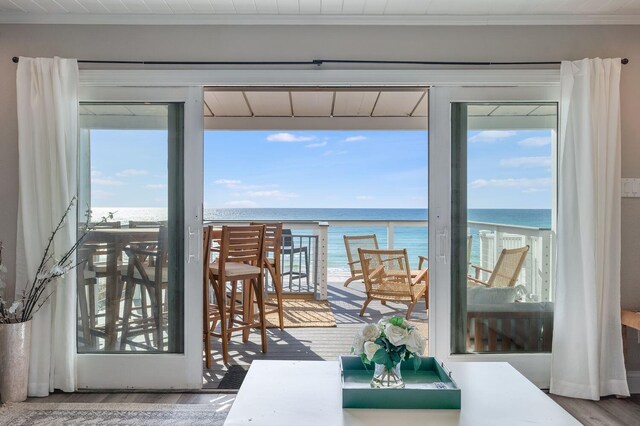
top-left (76, 68), bottom-right (559, 390)
top-left (76, 86), bottom-right (204, 389)
top-left (428, 86), bottom-right (561, 388)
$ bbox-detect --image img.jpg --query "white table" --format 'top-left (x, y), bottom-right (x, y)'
top-left (224, 360), bottom-right (579, 426)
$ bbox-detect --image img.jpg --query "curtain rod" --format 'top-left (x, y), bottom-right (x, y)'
top-left (10, 57), bottom-right (630, 66)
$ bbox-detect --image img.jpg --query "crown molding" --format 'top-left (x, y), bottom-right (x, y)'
top-left (0, 13), bottom-right (639, 26)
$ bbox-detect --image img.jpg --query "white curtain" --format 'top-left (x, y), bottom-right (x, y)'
top-left (551, 58), bottom-right (629, 400)
top-left (15, 57), bottom-right (79, 396)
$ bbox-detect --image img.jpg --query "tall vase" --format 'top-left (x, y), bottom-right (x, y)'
top-left (0, 320), bottom-right (31, 403)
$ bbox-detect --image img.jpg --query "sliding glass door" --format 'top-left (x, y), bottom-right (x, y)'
top-left (76, 87), bottom-right (203, 389)
top-left (429, 86), bottom-right (559, 386)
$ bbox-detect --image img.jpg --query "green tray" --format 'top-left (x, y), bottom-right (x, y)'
top-left (340, 356), bottom-right (461, 409)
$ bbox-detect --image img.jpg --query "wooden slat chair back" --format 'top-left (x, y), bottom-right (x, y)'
top-left (251, 222), bottom-right (284, 330)
top-left (203, 225), bottom-right (267, 367)
top-left (357, 248), bottom-right (428, 320)
top-left (468, 245), bottom-right (529, 288)
top-left (120, 226), bottom-right (169, 351)
top-left (343, 234), bottom-right (379, 287)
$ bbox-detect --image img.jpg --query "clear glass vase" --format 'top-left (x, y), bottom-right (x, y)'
top-left (370, 362), bottom-right (404, 389)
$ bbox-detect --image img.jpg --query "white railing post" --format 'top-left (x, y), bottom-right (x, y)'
top-left (387, 222), bottom-right (395, 249)
top-left (539, 230), bottom-right (553, 302)
top-left (317, 221), bottom-right (329, 300)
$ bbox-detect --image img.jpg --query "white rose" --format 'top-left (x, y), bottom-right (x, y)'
top-left (384, 323), bottom-right (409, 346)
top-left (361, 324), bottom-right (381, 342)
top-left (352, 334), bottom-right (365, 355)
top-left (404, 329), bottom-right (427, 355)
top-left (364, 341), bottom-right (382, 361)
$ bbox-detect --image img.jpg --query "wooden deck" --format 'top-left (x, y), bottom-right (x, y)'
top-left (203, 271), bottom-right (429, 388)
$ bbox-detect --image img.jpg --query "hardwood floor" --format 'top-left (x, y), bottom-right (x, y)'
top-left (549, 394), bottom-right (640, 426)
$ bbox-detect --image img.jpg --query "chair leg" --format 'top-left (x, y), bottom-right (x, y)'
top-left (406, 300), bottom-right (417, 320)
top-left (359, 297), bottom-right (373, 317)
top-left (253, 277), bottom-right (268, 354)
top-left (77, 280), bottom-right (92, 348)
top-left (274, 272), bottom-right (284, 330)
top-left (215, 279), bottom-right (229, 365)
top-left (119, 280), bottom-right (136, 351)
top-left (424, 286), bottom-right (429, 313)
top-left (140, 288), bottom-right (152, 347)
top-left (228, 281), bottom-right (238, 339)
top-left (243, 280), bottom-right (252, 343)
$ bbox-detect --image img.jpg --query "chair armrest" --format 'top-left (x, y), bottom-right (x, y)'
top-left (467, 276), bottom-right (490, 287)
top-left (347, 260), bottom-right (361, 266)
top-left (412, 268), bottom-right (429, 285)
top-left (418, 256), bottom-right (428, 269)
top-left (368, 265), bottom-right (385, 280)
top-left (470, 264), bottom-right (492, 279)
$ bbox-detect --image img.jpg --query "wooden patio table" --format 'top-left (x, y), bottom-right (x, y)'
top-left (224, 360), bottom-right (579, 425)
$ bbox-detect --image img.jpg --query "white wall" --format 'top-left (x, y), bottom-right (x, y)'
top-left (1, 23), bottom-right (639, 370)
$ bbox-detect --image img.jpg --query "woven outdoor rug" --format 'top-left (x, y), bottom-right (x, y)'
top-left (265, 295), bottom-right (336, 328)
top-left (0, 402), bottom-right (229, 426)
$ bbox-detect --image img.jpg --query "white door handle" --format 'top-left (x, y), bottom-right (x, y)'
top-left (438, 228), bottom-right (448, 264)
top-left (187, 226), bottom-right (200, 263)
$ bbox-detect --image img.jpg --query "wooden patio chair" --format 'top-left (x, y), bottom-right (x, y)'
top-left (357, 248), bottom-right (428, 320)
top-left (467, 245), bottom-right (529, 288)
top-left (203, 224), bottom-right (267, 367)
top-left (343, 235), bottom-right (380, 287)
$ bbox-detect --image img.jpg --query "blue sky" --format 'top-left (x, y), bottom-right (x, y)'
top-left (89, 128), bottom-right (553, 209)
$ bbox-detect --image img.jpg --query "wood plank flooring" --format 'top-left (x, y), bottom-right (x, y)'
top-left (203, 272), bottom-right (429, 388)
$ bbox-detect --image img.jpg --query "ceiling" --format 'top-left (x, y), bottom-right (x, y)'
top-left (203, 89), bottom-right (428, 118)
top-left (1, 0), bottom-right (639, 25)
top-left (80, 88), bottom-right (557, 131)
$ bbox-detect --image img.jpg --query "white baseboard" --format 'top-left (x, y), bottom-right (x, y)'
top-left (628, 371), bottom-right (640, 394)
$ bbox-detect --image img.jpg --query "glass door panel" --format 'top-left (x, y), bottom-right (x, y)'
top-left (429, 86), bottom-right (560, 387)
top-left (77, 103), bottom-right (185, 354)
top-left (451, 102), bottom-right (557, 355)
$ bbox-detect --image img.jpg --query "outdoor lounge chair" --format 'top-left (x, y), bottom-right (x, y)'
top-left (467, 245), bottom-right (529, 288)
top-left (357, 248), bottom-right (428, 320)
top-left (344, 234), bottom-right (429, 286)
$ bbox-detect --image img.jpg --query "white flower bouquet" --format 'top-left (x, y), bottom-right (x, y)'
top-left (352, 316), bottom-right (427, 388)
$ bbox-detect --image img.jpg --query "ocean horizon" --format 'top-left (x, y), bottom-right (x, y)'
top-left (90, 207), bottom-right (550, 269)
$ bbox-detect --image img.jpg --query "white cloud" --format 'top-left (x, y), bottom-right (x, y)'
top-left (225, 200), bottom-right (258, 208)
top-left (305, 141), bottom-right (328, 148)
top-left (91, 170), bottom-right (103, 178)
top-left (344, 136), bottom-right (367, 142)
top-left (356, 195), bottom-right (374, 200)
top-left (500, 156), bottom-right (552, 168)
top-left (215, 179), bottom-right (242, 188)
top-left (522, 188), bottom-right (547, 193)
top-left (518, 136), bottom-right (552, 147)
top-left (246, 190), bottom-right (298, 200)
top-left (469, 130), bottom-right (516, 143)
top-left (266, 132), bottom-right (315, 143)
top-left (323, 150), bottom-right (348, 157)
top-left (92, 177), bottom-right (124, 186)
top-left (145, 184), bottom-right (167, 189)
top-left (471, 177), bottom-right (551, 189)
top-left (116, 169), bottom-right (148, 177)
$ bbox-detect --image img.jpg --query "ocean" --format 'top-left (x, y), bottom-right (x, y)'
top-left (91, 207), bottom-right (551, 270)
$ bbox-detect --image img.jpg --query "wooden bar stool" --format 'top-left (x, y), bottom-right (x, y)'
top-left (203, 224), bottom-right (267, 367)
top-left (251, 222), bottom-right (284, 330)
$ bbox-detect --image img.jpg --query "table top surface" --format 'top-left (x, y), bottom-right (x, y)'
top-left (224, 360), bottom-right (579, 426)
